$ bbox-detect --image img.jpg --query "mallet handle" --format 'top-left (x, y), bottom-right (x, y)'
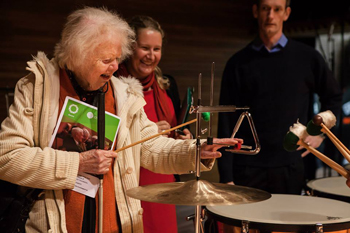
top-left (320, 123), bottom-right (350, 163)
top-left (298, 140), bottom-right (349, 178)
top-left (114, 119), bottom-right (197, 154)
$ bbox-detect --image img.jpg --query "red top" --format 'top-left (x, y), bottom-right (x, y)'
top-left (139, 89), bottom-right (178, 233)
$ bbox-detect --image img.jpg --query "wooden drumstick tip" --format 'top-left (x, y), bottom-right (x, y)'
top-left (312, 115), bottom-right (323, 126)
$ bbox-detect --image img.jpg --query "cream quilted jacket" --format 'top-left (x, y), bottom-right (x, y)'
top-left (0, 52), bottom-right (214, 233)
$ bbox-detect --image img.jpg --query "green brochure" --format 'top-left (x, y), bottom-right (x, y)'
top-left (49, 96), bottom-right (120, 151)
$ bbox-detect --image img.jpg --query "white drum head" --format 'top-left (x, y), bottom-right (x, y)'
top-left (307, 176), bottom-right (350, 198)
top-left (206, 194), bottom-right (350, 231)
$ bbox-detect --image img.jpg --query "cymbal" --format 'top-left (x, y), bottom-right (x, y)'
top-left (126, 180), bottom-right (271, 206)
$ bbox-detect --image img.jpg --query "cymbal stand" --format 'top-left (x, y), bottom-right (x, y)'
top-left (195, 72), bottom-right (202, 233)
top-left (97, 90), bottom-right (105, 233)
top-left (191, 63), bottom-right (250, 233)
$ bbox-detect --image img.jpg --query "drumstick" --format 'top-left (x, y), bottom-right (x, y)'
top-left (320, 123), bottom-right (350, 163)
top-left (307, 111), bottom-right (350, 163)
top-left (113, 119), bottom-right (197, 154)
top-left (298, 140), bottom-right (349, 178)
top-left (284, 121), bottom-right (349, 178)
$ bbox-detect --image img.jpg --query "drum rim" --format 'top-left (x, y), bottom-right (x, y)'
top-left (205, 194), bottom-right (350, 232)
top-left (206, 209), bottom-right (350, 232)
top-left (307, 176), bottom-right (350, 199)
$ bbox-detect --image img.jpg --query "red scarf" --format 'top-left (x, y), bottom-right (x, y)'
top-left (116, 63), bottom-right (177, 129)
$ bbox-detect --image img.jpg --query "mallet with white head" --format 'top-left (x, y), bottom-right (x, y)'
top-left (284, 121), bottom-right (348, 178)
top-left (306, 110), bottom-right (350, 163)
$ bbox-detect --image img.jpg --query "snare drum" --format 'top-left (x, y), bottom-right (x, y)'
top-left (206, 194), bottom-right (350, 232)
top-left (307, 177), bottom-right (350, 203)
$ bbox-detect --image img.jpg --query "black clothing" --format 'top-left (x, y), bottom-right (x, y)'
top-left (218, 39), bottom-right (342, 193)
top-left (164, 74), bottom-right (181, 119)
top-left (231, 162), bottom-right (304, 194)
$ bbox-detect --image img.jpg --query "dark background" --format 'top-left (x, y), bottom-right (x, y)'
top-left (1, 0), bottom-right (349, 119)
top-left (1, 0), bottom-right (349, 181)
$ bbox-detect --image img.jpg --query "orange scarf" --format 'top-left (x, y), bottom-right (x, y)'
top-left (57, 69), bottom-right (119, 233)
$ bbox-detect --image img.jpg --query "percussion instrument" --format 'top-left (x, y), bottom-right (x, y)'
top-left (284, 114), bottom-right (350, 179)
top-left (127, 64), bottom-right (263, 233)
top-left (307, 176), bottom-right (350, 203)
top-left (206, 194), bottom-right (350, 232)
top-left (126, 179), bottom-right (271, 206)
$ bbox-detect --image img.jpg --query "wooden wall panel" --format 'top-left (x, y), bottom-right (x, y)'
top-left (0, 1), bottom-right (347, 183)
top-left (0, 0), bottom-right (258, 183)
top-left (0, 0), bottom-right (255, 136)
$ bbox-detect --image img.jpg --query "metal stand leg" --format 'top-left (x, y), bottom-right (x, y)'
top-left (316, 223), bottom-right (323, 233)
top-left (98, 179), bottom-right (103, 233)
top-left (242, 220), bottom-right (249, 233)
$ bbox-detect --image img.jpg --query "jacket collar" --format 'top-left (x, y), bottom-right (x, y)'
top-left (26, 52), bottom-right (60, 147)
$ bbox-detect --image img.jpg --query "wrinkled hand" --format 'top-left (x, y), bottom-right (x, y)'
top-left (156, 120), bottom-right (171, 137)
top-left (201, 138), bottom-right (243, 159)
top-left (175, 128), bottom-right (193, 139)
top-left (297, 135), bottom-right (325, 157)
top-left (78, 149), bottom-right (116, 174)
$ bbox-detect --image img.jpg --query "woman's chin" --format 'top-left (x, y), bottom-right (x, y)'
top-left (139, 69), bottom-right (153, 78)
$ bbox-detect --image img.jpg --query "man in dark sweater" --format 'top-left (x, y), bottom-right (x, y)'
top-left (217, 0), bottom-right (342, 194)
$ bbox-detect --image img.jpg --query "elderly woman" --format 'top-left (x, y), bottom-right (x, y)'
top-left (0, 7), bottom-right (241, 233)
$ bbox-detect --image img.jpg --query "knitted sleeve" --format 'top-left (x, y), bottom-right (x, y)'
top-left (0, 74), bottom-right (79, 190)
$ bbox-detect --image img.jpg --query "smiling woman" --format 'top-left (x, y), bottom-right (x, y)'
top-left (126, 28), bottom-right (163, 79)
top-left (114, 15), bottom-right (192, 233)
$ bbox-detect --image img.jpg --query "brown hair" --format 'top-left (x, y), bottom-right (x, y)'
top-left (128, 15), bottom-right (170, 90)
top-left (255, 0), bottom-right (291, 7)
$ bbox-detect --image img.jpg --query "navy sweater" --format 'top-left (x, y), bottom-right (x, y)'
top-left (218, 39), bottom-right (342, 183)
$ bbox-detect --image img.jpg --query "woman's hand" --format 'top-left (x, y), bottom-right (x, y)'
top-left (78, 149), bottom-right (116, 174)
top-left (201, 138), bottom-right (244, 159)
top-left (156, 120), bottom-right (171, 137)
top-left (175, 128), bottom-right (193, 139)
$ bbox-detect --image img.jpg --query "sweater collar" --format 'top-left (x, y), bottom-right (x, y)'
top-left (251, 34), bottom-right (288, 53)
